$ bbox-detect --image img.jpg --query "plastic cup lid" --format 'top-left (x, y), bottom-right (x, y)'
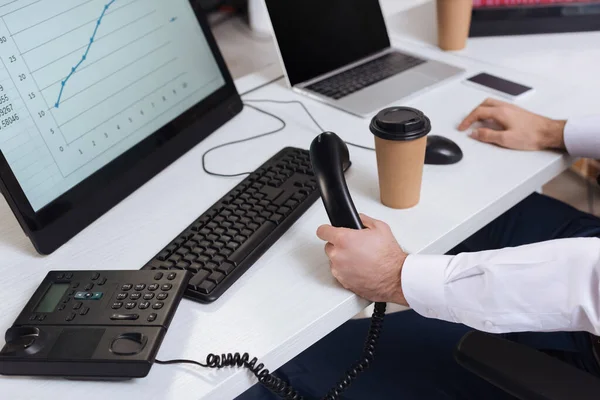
top-left (369, 107), bottom-right (431, 141)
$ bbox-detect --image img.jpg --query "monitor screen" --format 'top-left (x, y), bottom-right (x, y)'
top-left (0, 0), bottom-right (225, 211)
top-left (265, 0), bottom-right (390, 86)
top-left (473, 0), bottom-right (600, 7)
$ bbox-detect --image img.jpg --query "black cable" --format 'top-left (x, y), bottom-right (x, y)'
top-left (243, 99), bottom-right (376, 152)
top-left (201, 103), bottom-right (286, 178)
top-left (244, 99), bottom-right (325, 131)
top-left (156, 302), bottom-right (387, 400)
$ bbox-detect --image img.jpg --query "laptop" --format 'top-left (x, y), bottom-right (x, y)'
top-left (264, 0), bottom-right (465, 117)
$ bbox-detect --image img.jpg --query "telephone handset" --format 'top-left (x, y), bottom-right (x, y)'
top-left (309, 131), bottom-right (387, 399)
top-left (157, 132), bottom-right (387, 400)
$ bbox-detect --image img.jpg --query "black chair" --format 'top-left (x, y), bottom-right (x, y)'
top-left (455, 331), bottom-right (600, 400)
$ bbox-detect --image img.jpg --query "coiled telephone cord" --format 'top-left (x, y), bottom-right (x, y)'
top-left (156, 302), bottom-right (386, 400)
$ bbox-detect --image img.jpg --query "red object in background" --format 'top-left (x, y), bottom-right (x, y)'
top-left (473, 0), bottom-right (600, 7)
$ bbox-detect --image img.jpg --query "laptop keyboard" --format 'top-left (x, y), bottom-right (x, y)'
top-left (306, 52), bottom-right (426, 100)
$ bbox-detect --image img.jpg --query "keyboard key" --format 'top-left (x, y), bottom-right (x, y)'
top-left (197, 255), bottom-right (210, 263)
top-left (188, 262), bottom-right (203, 272)
top-left (197, 280), bottom-right (216, 294)
top-left (229, 222), bottom-right (275, 266)
top-left (213, 255), bottom-right (226, 265)
top-left (270, 213), bottom-right (284, 224)
top-left (205, 262), bottom-right (218, 271)
top-left (218, 262), bottom-right (235, 275)
top-left (188, 270), bottom-right (210, 290)
top-left (208, 271), bottom-right (225, 284)
top-left (176, 260), bottom-right (191, 269)
top-left (184, 254), bottom-right (197, 262)
top-left (226, 242), bottom-right (240, 251)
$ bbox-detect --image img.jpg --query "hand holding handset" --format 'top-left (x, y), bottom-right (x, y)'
top-left (157, 133), bottom-right (387, 400)
top-left (309, 131), bottom-right (387, 400)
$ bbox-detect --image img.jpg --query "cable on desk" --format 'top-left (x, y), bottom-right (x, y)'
top-left (201, 103), bottom-right (286, 177)
top-left (156, 301), bottom-right (387, 400)
top-left (243, 99), bottom-right (376, 152)
top-left (201, 97), bottom-right (376, 176)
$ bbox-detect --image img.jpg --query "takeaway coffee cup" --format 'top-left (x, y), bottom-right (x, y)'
top-left (436, 0), bottom-right (473, 51)
top-left (369, 107), bottom-right (431, 209)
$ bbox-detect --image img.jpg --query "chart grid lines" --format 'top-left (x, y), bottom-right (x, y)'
top-left (30, 9), bottom-right (157, 74)
top-left (72, 71), bottom-right (189, 142)
top-left (0, 54), bottom-right (64, 177)
top-left (39, 23), bottom-right (165, 92)
top-left (15, 39), bottom-right (69, 144)
top-left (58, 56), bottom-right (178, 130)
top-left (54, 0), bottom-right (116, 109)
top-left (11, 0), bottom-right (96, 36)
top-left (56, 40), bottom-right (172, 108)
top-left (21, 0), bottom-right (141, 56)
top-left (63, 84), bottom-right (205, 179)
top-left (0, 0), bottom-right (42, 18)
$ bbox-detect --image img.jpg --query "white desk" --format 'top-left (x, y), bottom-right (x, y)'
top-left (385, 0), bottom-right (600, 118)
top-left (0, 4), bottom-right (592, 400)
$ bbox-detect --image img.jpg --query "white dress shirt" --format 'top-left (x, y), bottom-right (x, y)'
top-left (402, 116), bottom-right (600, 336)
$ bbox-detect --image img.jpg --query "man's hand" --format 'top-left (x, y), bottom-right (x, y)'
top-left (316, 214), bottom-right (408, 306)
top-left (458, 98), bottom-right (566, 151)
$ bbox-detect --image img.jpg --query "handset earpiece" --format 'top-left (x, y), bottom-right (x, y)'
top-left (309, 132), bottom-right (363, 230)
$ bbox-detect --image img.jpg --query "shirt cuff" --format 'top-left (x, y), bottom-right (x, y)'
top-left (401, 254), bottom-right (455, 322)
top-left (564, 116), bottom-right (600, 159)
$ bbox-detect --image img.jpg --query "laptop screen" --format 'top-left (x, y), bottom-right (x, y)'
top-left (265, 0), bottom-right (391, 86)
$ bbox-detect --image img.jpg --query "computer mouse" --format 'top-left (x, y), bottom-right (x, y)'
top-left (425, 135), bottom-right (463, 165)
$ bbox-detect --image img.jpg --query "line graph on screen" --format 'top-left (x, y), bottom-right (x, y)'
top-left (0, 0), bottom-right (201, 176)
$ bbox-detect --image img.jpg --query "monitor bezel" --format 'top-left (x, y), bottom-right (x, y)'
top-left (0, 0), bottom-right (242, 254)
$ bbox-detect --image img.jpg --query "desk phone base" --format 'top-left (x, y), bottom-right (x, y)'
top-left (0, 270), bottom-right (190, 379)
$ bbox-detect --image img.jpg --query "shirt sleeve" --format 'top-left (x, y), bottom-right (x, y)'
top-left (401, 238), bottom-right (600, 335)
top-left (564, 116), bottom-right (600, 159)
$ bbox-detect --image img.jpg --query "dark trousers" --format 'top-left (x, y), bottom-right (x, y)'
top-left (237, 193), bottom-right (600, 399)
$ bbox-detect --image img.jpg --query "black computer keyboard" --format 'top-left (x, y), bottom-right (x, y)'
top-left (142, 147), bottom-right (324, 303)
top-left (306, 51), bottom-right (426, 100)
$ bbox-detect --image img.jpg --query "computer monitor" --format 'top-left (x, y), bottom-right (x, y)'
top-left (0, 0), bottom-right (242, 254)
top-left (471, 0), bottom-right (600, 36)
